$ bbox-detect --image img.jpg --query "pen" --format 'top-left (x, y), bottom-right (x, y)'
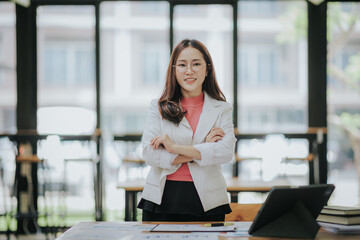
top-left (203, 223), bottom-right (234, 227)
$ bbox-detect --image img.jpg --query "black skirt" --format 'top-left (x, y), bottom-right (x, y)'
top-left (137, 180), bottom-right (231, 221)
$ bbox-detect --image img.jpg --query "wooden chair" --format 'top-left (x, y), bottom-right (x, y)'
top-left (225, 203), bottom-right (262, 221)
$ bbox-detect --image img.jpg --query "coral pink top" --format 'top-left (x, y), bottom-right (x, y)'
top-left (167, 92), bottom-right (204, 182)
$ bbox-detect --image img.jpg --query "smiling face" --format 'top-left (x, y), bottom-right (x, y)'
top-left (175, 47), bottom-right (207, 98)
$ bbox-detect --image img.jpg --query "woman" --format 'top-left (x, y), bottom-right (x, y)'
top-left (138, 39), bottom-right (237, 221)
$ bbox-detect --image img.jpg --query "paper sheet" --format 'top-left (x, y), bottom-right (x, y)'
top-left (151, 224), bottom-right (236, 232)
top-left (56, 222), bottom-right (155, 240)
top-left (139, 232), bottom-right (219, 240)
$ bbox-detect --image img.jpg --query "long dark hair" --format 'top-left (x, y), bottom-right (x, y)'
top-left (158, 39), bottom-right (226, 124)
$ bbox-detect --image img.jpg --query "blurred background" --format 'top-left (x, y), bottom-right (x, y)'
top-left (0, 0), bottom-right (359, 235)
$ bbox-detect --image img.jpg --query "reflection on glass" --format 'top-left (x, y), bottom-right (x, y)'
top-left (238, 0), bottom-right (307, 133)
top-left (327, 2), bottom-right (360, 206)
top-left (174, 4), bottom-right (233, 103)
top-left (0, 2), bottom-right (16, 133)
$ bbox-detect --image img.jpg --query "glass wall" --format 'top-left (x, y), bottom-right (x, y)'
top-left (0, 2), bottom-right (16, 133)
top-left (0, 2), bottom-right (16, 232)
top-left (236, 1), bottom-right (308, 187)
top-left (174, 4), bottom-right (234, 101)
top-left (327, 1), bottom-right (360, 206)
top-left (100, 1), bottom-right (169, 136)
top-left (36, 5), bottom-right (97, 225)
top-left (37, 6), bottom-right (96, 135)
top-left (238, 0), bottom-right (308, 133)
top-left (100, 1), bottom-right (169, 220)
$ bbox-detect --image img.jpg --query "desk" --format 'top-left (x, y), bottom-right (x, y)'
top-left (117, 178), bottom-right (290, 221)
top-left (56, 221), bottom-right (358, 240)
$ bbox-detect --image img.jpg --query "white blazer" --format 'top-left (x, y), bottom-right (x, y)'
top-left (141, 92), bottom-right (237, 212)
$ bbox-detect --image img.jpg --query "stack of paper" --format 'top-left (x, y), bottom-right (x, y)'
top-left (319, 222), bottom-right (360, 234)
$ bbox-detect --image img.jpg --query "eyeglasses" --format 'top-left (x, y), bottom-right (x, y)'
top-left (173, 62), bottom-right (207, 73)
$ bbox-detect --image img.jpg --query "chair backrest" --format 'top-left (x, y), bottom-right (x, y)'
top-left (225, 203), bottom-right (262, 221)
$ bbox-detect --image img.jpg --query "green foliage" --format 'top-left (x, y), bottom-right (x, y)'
top-left (345, 52), bottom-right (360, 85)
top-left (277, 2), bottom-right (360, 93)
top-left (327, 2), bottom-right (359, 42)
top-left (340, 112), bottom-right (360, 130)
top-left (276, 5), bottom-right (307, 44)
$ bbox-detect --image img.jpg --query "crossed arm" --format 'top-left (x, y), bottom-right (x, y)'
top-left (150, 127), bottom-right (225, 165)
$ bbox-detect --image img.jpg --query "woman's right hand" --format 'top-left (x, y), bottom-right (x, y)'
top-left (206, 127), bottom-right (225, 142)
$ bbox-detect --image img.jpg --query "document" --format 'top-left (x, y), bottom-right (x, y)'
top-left (56, 222), bottom-right (156, 240)
top-left (150, 223), bottom-right (236, 232)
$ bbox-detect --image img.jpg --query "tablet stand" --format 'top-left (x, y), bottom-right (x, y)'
top-left (251, 201), bottom-right (320, 238)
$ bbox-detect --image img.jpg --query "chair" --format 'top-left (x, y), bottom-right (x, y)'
top-left (225, 203), bottom-right (262, 222)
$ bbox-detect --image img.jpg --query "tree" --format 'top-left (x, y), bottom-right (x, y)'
top-left (277, 2), bottom-right (360, 94)
top-left (277, 2), bottom-right (360, 191)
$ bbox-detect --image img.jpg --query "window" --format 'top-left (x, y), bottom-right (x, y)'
top-left (131, 1), bottom-right (168, 16)
top-left (43, 41), bottom-right (94, 87)
top-left (174, 4), bottom-right (234, 102)
top-left (100, 1), bottom-right (169, 134)
top-left (125, 113), bottom-right (147, 134)
top-left (239, 1), bottom-right (285, 16)
top-left (0, 2), bottom-right (16, 133)
top-left (37, 6), bottom-right (96, 112)
top-left (240, 107), bottom-right (305, 133)
top-left (328, 46), bottom-right (360, 90)
top-left (240, 45), bottom-right (285, 87)
top-left (238, 0), bottom-right (307, 133)
top-left (44, 45), bottom-right (67, 85)
top-left (327, 1), bottom-right (360, 206)
top-left (142, 42), bottom-right (167, 86)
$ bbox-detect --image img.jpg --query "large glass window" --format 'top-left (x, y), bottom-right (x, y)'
top-left (100, 1), bottom-right (169, 135)
top-left (37, 6), bottom-right (96, 133)
top-left (239, 1), bottom-right (285, 17)
top-left (0, 2), bottom-right (16, 133)
top-left (327, 2), bottom-right (360, 206)
top-left (174, 4), bottom-right (234, 102)
top-left (100, 1), bottom-right (169, 221)
top-left (238, 0), bottom-right (308, 133)
top-left (0, 2), bottom-right (16, 233)
top-left (36, 5), bottom-right (97, 226)
top-left (43, 42), bottom-right (94, 87)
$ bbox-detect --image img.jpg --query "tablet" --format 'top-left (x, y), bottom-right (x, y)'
top-left (248, 184), bottom-right (335, 238)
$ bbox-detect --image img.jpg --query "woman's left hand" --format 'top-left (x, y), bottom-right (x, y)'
top-left (150, 134), bottom-right (175, 153)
